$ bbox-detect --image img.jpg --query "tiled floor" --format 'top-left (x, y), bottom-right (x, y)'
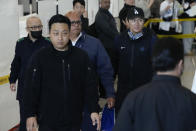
top-left (181, 56), bottom-right (196, 90)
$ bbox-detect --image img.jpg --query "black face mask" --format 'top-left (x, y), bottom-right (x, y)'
top-left (30, 30), bottom-right (42, 39)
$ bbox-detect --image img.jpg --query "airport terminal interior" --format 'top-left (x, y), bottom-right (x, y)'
top-left (0, 0), bottom-right (196, 131)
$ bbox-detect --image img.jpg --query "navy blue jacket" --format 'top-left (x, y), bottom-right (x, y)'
top-left (9, 36), bottom-right (51, 100)
top-left (75, 33), bottom-right (115, 98)
top-left (114, 75), bottom-right (196, 131)
top-left (114, 28), bottom-right (157, 113)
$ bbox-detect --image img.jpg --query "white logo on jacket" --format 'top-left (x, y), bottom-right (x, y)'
top-left (120, 46), bottom-right (126, 50)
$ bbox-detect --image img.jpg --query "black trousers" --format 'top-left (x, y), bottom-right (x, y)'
top-left (81, 106), bottom-right (97, 131)
top-left (19, 100), bottom-right (27, 131)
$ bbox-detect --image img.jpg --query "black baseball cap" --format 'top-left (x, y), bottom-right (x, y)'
top-left (127, 7), bottom-right (144, 20)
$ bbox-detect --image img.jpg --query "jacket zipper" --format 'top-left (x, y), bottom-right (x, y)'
top-left (130, 44), bottom-right (135, 68)
top-left (62, 59), bottom-right (67, 120)
top-left (62, 59), bottom-right (66, 88)
top-left (32, 68), bottom-right (37, 81)
top-left (67, 64), bottom-right (70, 81)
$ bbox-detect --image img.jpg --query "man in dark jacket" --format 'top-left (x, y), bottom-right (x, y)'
top-left (113, 37), bottom-right (196, 131)
top-left (114, 7), bottom-right (157, 115)
top-left (24, 14), bottom-right (100, 131)
top-left (9, 16), bottom-right (51, 131)
top-left (119, 0), bottom-right (135, 32)
top-left (66, 11), bottom-right (115, 131)
top-left (95, 0), bottom-right (119, 68)
top-left (95, 0), bottom-right (119, 99)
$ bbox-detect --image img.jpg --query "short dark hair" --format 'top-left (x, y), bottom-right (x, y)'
top-left (152, 37), bottom-right (184, 72)
top-left (73, 0), bottom-right (85, 7)
top-left (48, 14), bottom-right (71, 32)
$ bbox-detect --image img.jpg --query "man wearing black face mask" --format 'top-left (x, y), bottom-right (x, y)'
top-left (9, 16), bottom-right (51, 131)
top-left (30, 29), bottom-right (42, 39)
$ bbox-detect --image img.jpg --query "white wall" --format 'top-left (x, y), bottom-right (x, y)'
top-left (59, 0), bottom-right (73, 15)
top-left (0, 0), bottom-right (19, 76)
top-left (38, 0), bottom-right (124, 27)
top-left (88, 0), bottom-right (99, 24)
top-left (0, 0), bottom-right (20, 130)
top-left (38, 0), bottom-right (56, 36)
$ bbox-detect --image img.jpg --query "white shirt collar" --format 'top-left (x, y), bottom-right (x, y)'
top-left (71, 32), bottom-right (82, 46)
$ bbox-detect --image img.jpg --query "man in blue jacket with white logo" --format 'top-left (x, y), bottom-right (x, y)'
top-left (114, 7), bottom-right (157, 115)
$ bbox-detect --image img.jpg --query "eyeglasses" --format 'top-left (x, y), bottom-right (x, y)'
top-left (27, 25), bottom-right (43, 30)
top-left (70, 20), bottom-right (82, 25)
top-left (130, 18), bottom-right (144, 24)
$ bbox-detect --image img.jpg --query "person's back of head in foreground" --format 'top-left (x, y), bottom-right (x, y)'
top-left (113, 37), bottom-right (196, 131)
top-left (152, 37), bottom-right (184, 77)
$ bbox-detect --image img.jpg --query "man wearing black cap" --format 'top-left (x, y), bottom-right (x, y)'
top-left (119, 0), bottom-right (135, 33)
top-left (114, 7), bottom-right (157, 115)
top-left (113, 37), bottom-right (196, 131)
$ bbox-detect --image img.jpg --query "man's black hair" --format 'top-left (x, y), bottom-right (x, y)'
top-left (49, 14), bottom-right (71, 31)
top-left (73, 0), bottom-right (85, 7)
top-left (152, 37), bottom-right (184, 72)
